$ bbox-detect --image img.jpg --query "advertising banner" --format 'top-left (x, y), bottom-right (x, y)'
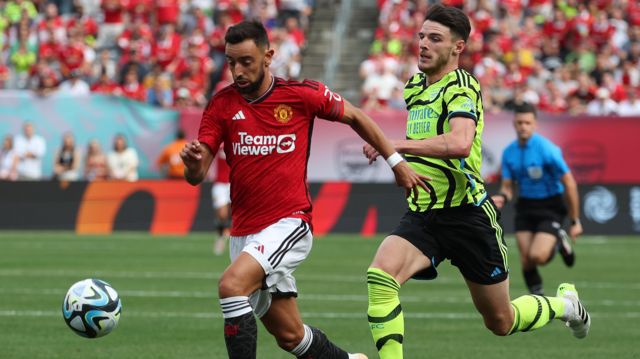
top-left (0, 181), bottom-right (638, 235)
top-left (0, 92), bottom-right (179, 179)
top-left (185, 108), bottom-right (640, 184)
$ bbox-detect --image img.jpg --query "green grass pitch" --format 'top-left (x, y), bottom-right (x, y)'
top-left (1, 232), bottom-right (639, 358)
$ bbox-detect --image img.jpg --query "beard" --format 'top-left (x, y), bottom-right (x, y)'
top-left (420, 49), bottom-right (452, 76)
top-left (236, 66), bottom-right (266, 95)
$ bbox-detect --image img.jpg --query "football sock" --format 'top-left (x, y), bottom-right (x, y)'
top-left (523, 268), bottom-right (544, 295)
top-left (220, 296), bottom-right (257, 359)
top-left (367, 268), bottom-right (403, 359)
top-left (509, 294), bottom-right (565, 334)
top-left (291, 325), bottom-right (349, 359)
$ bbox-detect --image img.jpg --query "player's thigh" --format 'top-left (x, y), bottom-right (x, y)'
top-left (515, 231), bottom-right (534, 259)
top-left (529, 231), bottom-right (557, 263)
top-left (260, 296), bottom-right (304, 342)
top-left (370, 235), bottom-right (432, 285)
top-left (465, 278), bottom-right (513, 331)
top-left (218, 252), bottom-right (266, 297)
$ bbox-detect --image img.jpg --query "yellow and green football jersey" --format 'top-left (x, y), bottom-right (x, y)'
top-left (403, 68), bottom-right (486, 211)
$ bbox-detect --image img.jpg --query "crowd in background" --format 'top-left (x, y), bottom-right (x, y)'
top-left (0, 121), bottom-right (144, 181)
top-left (360, 0), bottom-right (640, 116)
top-left (0, 0), bottom-right (312, 108)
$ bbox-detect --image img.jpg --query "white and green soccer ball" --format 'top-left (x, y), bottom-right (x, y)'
top-left (62, 279), bottom-right (122, 338)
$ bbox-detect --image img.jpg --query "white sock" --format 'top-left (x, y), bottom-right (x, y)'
top-left (290, 324), bottom-right (313, 356)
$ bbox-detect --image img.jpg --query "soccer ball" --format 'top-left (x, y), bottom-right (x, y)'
top-left (62, 278), bottom-right (122, 338)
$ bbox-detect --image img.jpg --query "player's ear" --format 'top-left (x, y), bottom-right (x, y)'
top-left (453, 39), bottom-right (465, 55)
top-left (264, 48), bottom-right (275, 67)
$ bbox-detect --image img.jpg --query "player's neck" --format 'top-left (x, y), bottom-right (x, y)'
top-left (242, 74), bottom-right (274, 102)
top-left (425, 63), bottom-right (458, 85)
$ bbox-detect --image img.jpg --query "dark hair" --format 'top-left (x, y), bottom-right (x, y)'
top-left (424, 4), bottom-right (471, 41)
top-left (514, 102), bottom-right (537, 117)
top-left (176, 129), bottom-right (185, 140)
top-left (225, 20), bottom-right (270, 49)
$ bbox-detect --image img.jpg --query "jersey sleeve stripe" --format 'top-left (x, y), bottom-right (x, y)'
top-left (448, 111), bottom-right (478, 123)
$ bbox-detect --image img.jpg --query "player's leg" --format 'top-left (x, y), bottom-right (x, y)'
top-left (212, 183), bottom-right (232, 255)
top-left (218, 252), bottom-right (265, 359)
top-left (252, 218), bottom-right (366, 358)
top-left (260, 296), bottom-right (365, 358)
top-left (214, 203), bottom-right (231, 255)
top-left (467, 201), bottom-right (589, 337)
top-left (368, 213), bottom-right (434, 359)
top-left (515, 231), bottom-right (545, 295)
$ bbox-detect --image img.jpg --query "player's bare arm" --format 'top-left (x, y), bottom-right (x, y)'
top-left (363, 116), bottom-right (476, 161)
top-left (341, 100), bottom-right (430, 198)
top-left (492, 178), bottom-right (514, 209)
top-left (181, 139), bottom-right (215, 186)
top-left (561, 171), bottom-right (583, 240)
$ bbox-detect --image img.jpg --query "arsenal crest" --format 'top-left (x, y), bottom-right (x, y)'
top-left (274, 104), bottom-right (293, 124)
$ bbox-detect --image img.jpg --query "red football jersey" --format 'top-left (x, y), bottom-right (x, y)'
top-left (198, 77), bottom-right (345, 236)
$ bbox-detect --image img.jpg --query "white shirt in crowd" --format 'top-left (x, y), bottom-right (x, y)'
top-left (107, 148), bottom-right (139, 182)
top-left (617, 99), bottom-right (640, 116)
top-left (14, 133), bottom-right (46, 180)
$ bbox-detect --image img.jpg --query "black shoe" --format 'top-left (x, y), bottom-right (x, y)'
top-left (558, 229), bottom-right (575, 267)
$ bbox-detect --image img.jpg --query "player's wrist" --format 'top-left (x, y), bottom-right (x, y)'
top-left (386, 152), bottom-right (405, 168)
top-left (571, 218), bottom-right (581, 226)
top-left (497, 192), bottom-right (509, 204)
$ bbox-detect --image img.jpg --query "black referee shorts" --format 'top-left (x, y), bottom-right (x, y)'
top-left (515, 195), bottom-right (567, 235)
top-left (390, 198), bottom-right (509, 285)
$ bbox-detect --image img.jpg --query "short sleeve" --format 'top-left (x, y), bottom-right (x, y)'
top-left (444, 81), bottom-right (478, 123)
top-left (198, 97), bottom-right (224, 152)
top-left (501, 148), bottom-right (513, 180)
top-left (301, 80), bottom-right (345, 122)
top-left (548, 145), bottom-right (570, 176)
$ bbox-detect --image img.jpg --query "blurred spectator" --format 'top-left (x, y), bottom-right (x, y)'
top-left (4, 0), bottom-right (38, 25)
top-left (107, 133), bottom-right (139, 181)
top-left (14, 121), bottom-right (46, 180)
top-left (84, 139), bottom-right (108, 181)
top-left (115, 68), bottom-right (145, 101)
top-left (58, 70), bottom-right (90, 96)
top-left (90, 68), bottom-right (118, 94)
top-left (0, 135), bottom-right (19, 181)
top-left (146, 74), bottom-right (173, 108)
top-left (586, 88), bottom-right (619, 115)
top-left (97, 0), bottom-right (126, 49)
top-left (618, 89), bottom-right (640, 116)
top-left (52, 132), bottom-right (81, 181)
top-left (155, 129), bottom-right (187, 179)
top-left (10, 40), bottom-right (37, 89)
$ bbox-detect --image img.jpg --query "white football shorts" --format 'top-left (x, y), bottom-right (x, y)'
top-left (211, 183), bottom-right (231, 209)
top-left (229, 217), bottom-right (312, 317)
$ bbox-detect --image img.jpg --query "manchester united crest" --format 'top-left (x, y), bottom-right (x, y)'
top-left (274, 104), bottom-right (293, 124)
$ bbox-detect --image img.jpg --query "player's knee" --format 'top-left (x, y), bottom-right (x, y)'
top-left (483, 313), bottom-right (512, 336)
top-left (274, 328), bottom-right (305, 352)
top-left (528, 251), bottom-right (549, 265)
top-left (218, 273), bottom-right (243, 298)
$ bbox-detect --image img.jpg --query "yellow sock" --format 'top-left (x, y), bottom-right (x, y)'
top-left (367, 268), bottom-right (404, 358)
top-left (509, 294), bottom-right (564, 334)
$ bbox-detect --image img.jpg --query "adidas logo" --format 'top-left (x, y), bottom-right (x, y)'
top-left (490, 267), bottom-right (502, 278)
top-left (232, 110), bottom-right (246, 120)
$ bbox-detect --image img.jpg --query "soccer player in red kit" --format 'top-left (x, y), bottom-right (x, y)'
top-left (181, 20), bottom-right (428, 359)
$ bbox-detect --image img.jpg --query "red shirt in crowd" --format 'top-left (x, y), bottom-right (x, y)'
top-left (198, 77), bottom-right (345, 236)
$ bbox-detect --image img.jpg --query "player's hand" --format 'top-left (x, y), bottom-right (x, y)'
top-left (180, 139), bottom-right (204, 171)
top-left (491, 195), bottom-right (505, 209)
top-left (363, 143), bottom-right (380, 164)
top-left (392, 161), bottom-right (431, 199)
top-left (569, 221), bottom-right (583, 241)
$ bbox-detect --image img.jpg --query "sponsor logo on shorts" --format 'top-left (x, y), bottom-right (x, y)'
top-left (232, 132), bottom-right (296, 156)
